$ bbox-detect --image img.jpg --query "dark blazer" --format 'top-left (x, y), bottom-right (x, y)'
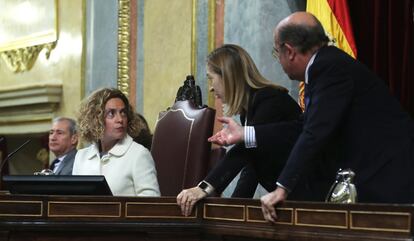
top-left (54, 148), bottom-right (77, 175)
top-left (256, 46), bottom-right (414, 203)
top-left (205, 87), bottom-right (302, 195)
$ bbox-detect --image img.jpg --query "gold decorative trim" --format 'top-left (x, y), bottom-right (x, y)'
top-left (48, 201), bottom-right (121, 218)
top-left (246, 206), bottom-right (293, 225)
top-left (295, 208), bottom-right (348, 229)
top-left (246, 205), bottom-right (265, 223)
top-left (207, 0), bottom-right (215, 53)
top-left (207, 0), bottom-right (216, 107)
top-left (125, 202), bottom-right (197, 219)
top-left (350, 211), bottom-right (411, 233)
top-left (203, 203), bottom-right (245, 222)
top-left (36, 147), bottom-right (49, 165)
top-left (191, 0), bottom-right (197, 76)
top-left (0, 200), bottom-right (43, 217)
top-left (117, 0), bottom-right (131, 96)
top-left (80, 0), bottom-right (87, 100)
top-left (0, 42), bottom-right (56, 73)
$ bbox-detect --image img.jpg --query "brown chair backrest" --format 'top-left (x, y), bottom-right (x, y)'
top-left (151, 100), bottom-right (215, 196)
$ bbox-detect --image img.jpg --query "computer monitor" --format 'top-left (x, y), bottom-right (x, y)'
top-left (2, 175), bottom-right (112, 196)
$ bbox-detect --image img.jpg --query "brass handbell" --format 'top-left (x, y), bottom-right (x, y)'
top-left (34, 169), bottom-right (55, 175)
top-left (325, 168), bottom-right (357, 203)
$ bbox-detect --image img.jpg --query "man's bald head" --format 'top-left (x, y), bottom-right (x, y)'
top-left (274, 11), bottom-right (329, 54)
top-left (277, 12), bottom-right (319, 29)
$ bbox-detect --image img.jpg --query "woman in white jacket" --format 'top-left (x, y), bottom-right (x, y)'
top-left (73, 88), bottom-right (160, 196)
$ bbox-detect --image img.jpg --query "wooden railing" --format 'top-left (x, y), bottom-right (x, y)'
top-left (0, 194), bottom-right (412, 241)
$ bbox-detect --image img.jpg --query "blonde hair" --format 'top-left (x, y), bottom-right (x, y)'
top-left (77, 88), bottom-right (141, 143)
top-left (207, 44), bottom-right (287, 116)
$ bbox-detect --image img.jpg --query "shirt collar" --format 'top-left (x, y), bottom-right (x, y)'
top-left (56, 154), bottom-right (66, 162)
top-left (87, 134), bottom-right (133, 160)
top-left (305, 51), bottom-right (318, 84)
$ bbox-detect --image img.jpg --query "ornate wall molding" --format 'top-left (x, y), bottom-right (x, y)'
top-left (0, 42), bottom-right (56, 73)
top-left (117, 0), bottom-right (131, 97)
top-left (0, 84), bottom-right (62, 134)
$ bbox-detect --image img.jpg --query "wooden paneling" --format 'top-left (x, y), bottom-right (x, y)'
top-left (203, 203), bottom-right (245, 221)
top-left (126, 201), bottom-right (197, 219)
top-left (0, 195), bottom-right (412, 241)
top-left (48, 201), bottom-right (121, 217)
top-left (0, 200), bottom-right (42, 217)
top-left (296, 208), bottom-right (348, 229)
top-left (350, 211), bottom-right (411, 233)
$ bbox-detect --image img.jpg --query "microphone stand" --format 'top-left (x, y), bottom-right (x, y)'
top-left (0, 139), bottom-right (31, 190)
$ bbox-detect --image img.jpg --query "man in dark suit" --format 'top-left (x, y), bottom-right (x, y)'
top-left (48, 117), bottom-right (78, 175)
top-left (210, 12), bottom-right (414, 223)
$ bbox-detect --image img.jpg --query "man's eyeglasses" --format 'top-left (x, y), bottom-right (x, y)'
top-left (272, 43), bottom-right (285, 60)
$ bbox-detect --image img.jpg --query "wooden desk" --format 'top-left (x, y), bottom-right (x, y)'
top-left (0, 194), bottom-right (412, 241)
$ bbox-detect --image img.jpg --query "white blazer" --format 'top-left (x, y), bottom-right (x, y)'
top-left (73, 134), bottom-right (160, 196)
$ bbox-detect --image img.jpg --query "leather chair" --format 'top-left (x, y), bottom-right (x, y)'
top-left (151, 100), bottom-right (216, 196)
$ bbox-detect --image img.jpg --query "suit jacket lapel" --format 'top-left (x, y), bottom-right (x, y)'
top-left (55, 149), bottom-right (76, 175)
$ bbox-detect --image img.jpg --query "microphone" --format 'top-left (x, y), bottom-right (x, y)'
top-left (0, 139), bottom-right (31, 172)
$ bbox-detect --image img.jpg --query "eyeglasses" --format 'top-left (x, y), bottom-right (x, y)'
top-left (272, 43), bottom-right (285, 60)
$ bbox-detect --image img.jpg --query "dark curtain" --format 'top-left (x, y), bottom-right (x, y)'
top-left (0, 136), bottom-right (9, 189)
top-left (348, 0), bottom-right (414, 118)
top-left (40, 133), bottom-right (50, 169)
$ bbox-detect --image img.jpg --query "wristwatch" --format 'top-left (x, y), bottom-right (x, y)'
top-left (197, 180), bottom-right (214, 195)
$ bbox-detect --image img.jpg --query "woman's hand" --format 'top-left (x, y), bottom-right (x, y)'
top-left (208, 117), bottom-right (244, 146)
top-left (177, 187), bottom-right (207, 216)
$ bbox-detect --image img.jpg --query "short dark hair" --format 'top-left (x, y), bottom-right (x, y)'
top-left (278, 16), bottom-right (329, 54)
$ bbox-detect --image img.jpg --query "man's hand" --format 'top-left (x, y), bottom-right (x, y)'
top-left (208, 117), bottom-right (244, 146)
top-left (260, 187), bottom-right (288, 224)
top-left (177, 187), bottom-right (207, 216)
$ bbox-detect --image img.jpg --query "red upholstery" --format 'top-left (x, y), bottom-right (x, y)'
top-left (151, 101), bottom-right (215, 196)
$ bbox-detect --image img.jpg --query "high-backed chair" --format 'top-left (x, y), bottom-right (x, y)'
top-left (151, 100), bottom-right (216, 196)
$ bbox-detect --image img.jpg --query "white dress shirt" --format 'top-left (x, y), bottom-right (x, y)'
top-left (52, 155), bottom-right (65, 173)
top-left (244, 51), bottom-right (319, 149)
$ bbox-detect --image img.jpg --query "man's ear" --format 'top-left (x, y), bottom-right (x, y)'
top-left (284, 43), bottom-right (296, 61)
top-left (71, 134), bottom-right (79, 146)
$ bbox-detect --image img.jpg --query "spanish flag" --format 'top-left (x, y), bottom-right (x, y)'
top-left (299, 0), bottom-right (357, 110)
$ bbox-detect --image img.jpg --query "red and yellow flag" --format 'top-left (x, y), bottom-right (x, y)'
top-left (299, 0), bottom-right (357, 110)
